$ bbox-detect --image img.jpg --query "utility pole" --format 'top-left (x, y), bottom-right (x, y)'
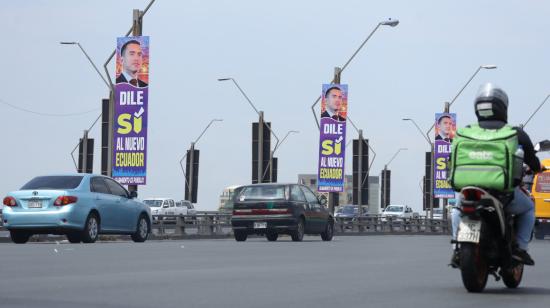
top-left (357, 129), bottom-right (363, 212)
top-left (127, 9), bottom-right (143, 195)
top-left (326, 67), bottom-right (342, 214)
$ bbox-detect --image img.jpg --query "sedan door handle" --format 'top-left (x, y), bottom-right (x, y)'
top-left (544, 199), bottom-right (550, 203)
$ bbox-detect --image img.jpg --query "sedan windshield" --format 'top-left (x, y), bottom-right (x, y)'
top-left (239, 185), bottom-right (286, 201)
top-left (20, 176), bottom-right (83, 190)
top-left (385, 206), bottom-right (403, 212)
top-left (143, 200), bottom-right (162, 207)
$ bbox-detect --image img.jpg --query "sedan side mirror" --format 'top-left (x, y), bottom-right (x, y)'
top-left (129, 191), bottom-right (138, 199)
top-left (318, 195), bottom-right (328, 206)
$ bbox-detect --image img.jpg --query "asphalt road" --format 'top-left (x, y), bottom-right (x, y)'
top-left (1, 235), bottom-right (549, 308)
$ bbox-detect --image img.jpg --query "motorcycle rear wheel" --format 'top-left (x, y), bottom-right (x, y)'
top-left (501, 263), bottom-right (524, 288)
top-left (460, 243), bottom-right (489, 293)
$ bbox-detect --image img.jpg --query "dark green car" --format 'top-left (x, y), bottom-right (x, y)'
top-left (231, 183), bottom-right (334, 242)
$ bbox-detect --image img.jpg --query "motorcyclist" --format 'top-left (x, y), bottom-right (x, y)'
top-left (450, 83), bottom-right (541, 266)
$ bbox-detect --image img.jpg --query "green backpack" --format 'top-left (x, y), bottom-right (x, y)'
top-left (449, 124), bottom-right (522, 192)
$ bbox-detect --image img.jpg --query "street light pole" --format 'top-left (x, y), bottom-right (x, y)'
top-left (311, 19), bottom-right (399, 129)
top-left (218, 77), bottom-right (280, 183)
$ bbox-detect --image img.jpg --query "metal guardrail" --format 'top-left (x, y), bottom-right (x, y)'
top-left (0, 211), bottom-right (450, 236)
top-left (334, 215), bottom-right (451, 234)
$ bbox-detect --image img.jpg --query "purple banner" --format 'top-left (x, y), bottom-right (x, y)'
top-left (112, 36), bottom-right (149, 185)
top-left (434, 113), bottom-right (456, 198)
top-left (317, 84), bottom-right (348, 192)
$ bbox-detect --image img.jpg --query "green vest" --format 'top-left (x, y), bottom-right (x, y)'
top-left (449, 124), bottom-right (521, 192)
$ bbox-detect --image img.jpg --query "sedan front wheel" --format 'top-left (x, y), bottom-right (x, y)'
top-left (131, 215), bottom-right (150, 243)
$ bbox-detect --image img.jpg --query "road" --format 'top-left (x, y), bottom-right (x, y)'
top-left (1, 235), bottom-right (549, 308)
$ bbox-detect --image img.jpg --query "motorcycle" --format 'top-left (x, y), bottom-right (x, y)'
top-left (454, 186), bottom-right (525, 292)
top-left (453, 140), bottom-right (550, 292)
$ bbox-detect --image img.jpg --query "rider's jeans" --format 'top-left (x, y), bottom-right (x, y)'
top-left (451, 187), bottom-right (535, 251)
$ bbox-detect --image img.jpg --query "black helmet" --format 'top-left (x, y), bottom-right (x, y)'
top-left (474, 83), bottom-right (508, 123)
top-left (474, 83), bottom-right (509, 123)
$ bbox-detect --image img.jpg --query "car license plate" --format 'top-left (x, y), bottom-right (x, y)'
top-left (457, 218), bottom-right (481, 243)
top-left (254, 222), bottom-right (267, 229)
top-left (27, 200), bottom-right (42, 208)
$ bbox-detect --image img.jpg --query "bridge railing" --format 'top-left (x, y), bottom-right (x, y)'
top-left (0, 210), bottom-right (450, 237)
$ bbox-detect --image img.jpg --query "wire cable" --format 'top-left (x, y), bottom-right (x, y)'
top-left (0, 98), bottom-right (100, 117)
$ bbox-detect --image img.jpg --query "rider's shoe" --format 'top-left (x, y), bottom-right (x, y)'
top-left (512, 248), bottom-right (535, 266)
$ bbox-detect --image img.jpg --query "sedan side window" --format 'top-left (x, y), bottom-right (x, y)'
top-left (104, 179), bottom-right (129, 198)
top-left (90, 177), bottom-right (110, 195)
top-left (300, 186), bottom-right (319, 204)
top-left (290, 185), bottom-right (307, 202)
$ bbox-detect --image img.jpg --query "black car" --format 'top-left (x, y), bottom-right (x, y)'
top-left (231, 183), bottom-right (334, 242)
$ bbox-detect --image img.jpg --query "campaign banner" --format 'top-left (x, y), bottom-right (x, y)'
top-left (112, 36), bottom-right (149, 185)
top-left (434, 113), bottom-right (456, 198)
top-left (317, 84), bottom-right (348, 192)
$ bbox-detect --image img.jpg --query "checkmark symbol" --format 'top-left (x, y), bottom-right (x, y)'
top-left (134, 107), bottom-right (144, 118)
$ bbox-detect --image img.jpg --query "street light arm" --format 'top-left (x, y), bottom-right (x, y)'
top-left (340, 23), bottom-right (381, 73)
top-left (219, 77), bottom-right (279, 144)
top-left (386, 148), bottom-right (408, 167)
top-left (427, 64), bottom-right (496, 135)
top-left (449, 66), bottom-right (482, 108)
top-left (194, 119), bottom-right (223, 145)
top-left (76, 43), bottom-right (111, 89)
top-left (524, 94), bottom-right (550, 128)
top-left (273, 130), bottom-right (299, 153)
top-left (311, 19), bottom-right (398, 130)
top-left (403, 118), bottom-right (432, 146)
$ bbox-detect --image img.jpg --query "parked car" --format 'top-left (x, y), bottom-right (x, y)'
top-left (2, 174), bottom-right (151, 244)
top-left (380, 204), bottom-right (414, 222)
top-left (231, 183), bottom-right (334, 242)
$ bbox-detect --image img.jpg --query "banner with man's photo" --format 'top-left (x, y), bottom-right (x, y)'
top-left (434, 112), bottom-right (456, 198)
top-left (112, 36), bottom-right (150, 185)
top-left (317, 84), bottom-right (348, 192)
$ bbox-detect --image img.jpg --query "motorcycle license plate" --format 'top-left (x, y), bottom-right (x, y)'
top-left (457, 218), bottom-right (481, 243)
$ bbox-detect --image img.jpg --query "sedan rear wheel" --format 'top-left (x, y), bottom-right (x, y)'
top-left (10, 230), bottom-right (30, 244)
top-left (82, 213), bottom-right (99, 243)
top-left (291, 218), bottom-right (305, 242)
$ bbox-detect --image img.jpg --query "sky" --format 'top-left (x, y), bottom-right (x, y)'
top-left (1, 0), bottom-right (550, 212)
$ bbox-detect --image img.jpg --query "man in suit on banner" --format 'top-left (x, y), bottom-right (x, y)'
top-left (116, 39), bottom-right (148, 88)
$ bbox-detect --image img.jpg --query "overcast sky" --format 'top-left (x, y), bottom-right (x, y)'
top-left (1, 0), bottom-right (549, 211)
